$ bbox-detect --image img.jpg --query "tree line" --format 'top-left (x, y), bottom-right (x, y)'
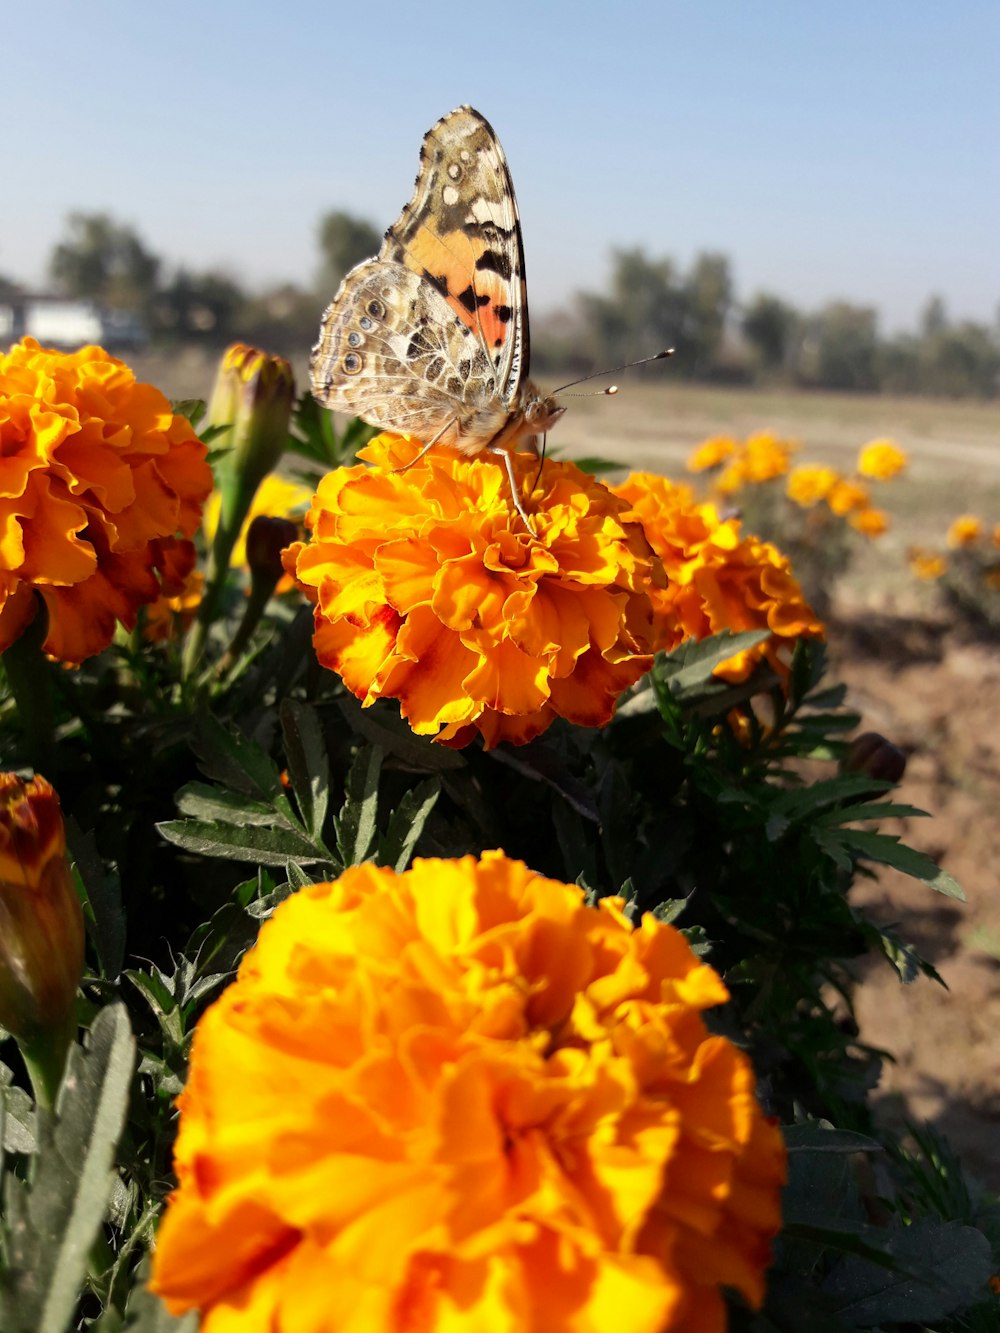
top-left (3, 211), bottom-right (998, 398)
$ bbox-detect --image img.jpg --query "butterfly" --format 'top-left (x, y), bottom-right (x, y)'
top-left (310, 106), bottom-right (564, 527)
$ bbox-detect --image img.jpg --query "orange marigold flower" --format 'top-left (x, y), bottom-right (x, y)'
top-left (687, 434), bottom-right (738, 472)
top-left (741, 431), bottom-right (797, 483)
top-left (786, 464), bottom-right (840, 508)
top-left (849, 507), bottom-right (889, 538)
top-left (614, 472), bottom-right (823, 684)
top-left (856, 438), bottom-right (908, 480)
top-left (150, 852), bottom-right (786, 1332)
top-left (826, 478), bottom-right (869, 516)
top-left (283, 434), bottom-right (659, 748)
top-left (0, 338), bottom-right (212, 663)
top-left (908, 547), bottom-right (948, 581)
top-left (947, 514), bottom-right (983, 548)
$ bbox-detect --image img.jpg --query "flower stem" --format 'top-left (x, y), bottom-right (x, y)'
top-left (19, 1010), bottom-right (75, 1112)
top-left (3, 599), bottom-right (56, 775)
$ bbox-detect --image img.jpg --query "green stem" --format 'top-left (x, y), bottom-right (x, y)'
top-left (19, 1009), bottom-right (75, 1112)
top-left (214, 575), bottom-right (278, 679)
top-left (3, 599), bottom-right (56, 775)
top-left (181, 475), bottom-right (255, 681)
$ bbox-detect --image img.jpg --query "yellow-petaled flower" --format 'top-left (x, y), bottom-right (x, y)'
top-left (203, 473), bottom-right (312, 578)
top-left (849, 507), bottom-right (889, 538)
top-left (0, 338), bottom-right (212, 663)
top-left (614, 472), bottom-right (823, 684)
top-left (0, 773), bottom-right (83, 1044)
top-left (856, 438), bottom-right (908, 480)
top-left (826, 478), bottom-right (869, 516)
top-left (150, 852), bottom-right (786, 1333)
top-left (283, 434), bottom-right (659, 748)
top-left (687, 434), bottom-right (738, 472)
top-left (947, 514), bottom-right (983, 548)
top-left (715, 431), bottom-right (796, 496)
top-left (908, 547), bottom-right (948, 581)
top-left (786, 464), bottom-right (840, 508)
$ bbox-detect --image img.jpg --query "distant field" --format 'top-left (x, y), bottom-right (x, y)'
top-left (133, 349), bottom-right (999, 585)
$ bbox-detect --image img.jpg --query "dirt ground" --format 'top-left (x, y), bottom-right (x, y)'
top-left (140, 353), bottom-right (999, 1188)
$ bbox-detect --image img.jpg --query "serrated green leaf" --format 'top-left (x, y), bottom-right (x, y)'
top-left (174, 783), bottom-right (279, 826)
top-left (170, 398), bottom-right (206, 428)
top-left (337, 696), bottom-right (465, 770)
top-left (0, 1080), bottom-right (36, 1154)
top-left (189, 714), bottom-right (294, 818)
top-left (816, 802), bottom-right (928, 827)
top-left (650, 897), bottom-right (689, 924)
top-left (836, 829), bottom-right (966, 899)
top-left (655, 630), bottom-right (771, 698)
top-left (783, 1123), bottom-right (883, 1154)
top-left (380, 778), bottom-right (440, 872)
top-left (335, 746), bottom-right (382, 866)
top-left (571, 454), bottom-right (622, 475)
top-left (769, 775), bottom-right (890, 820)
top-left (157, 818), bottom-right (328, 865)
top-left (820, 1218), bottom-right (993, 1326)
top-left (65, 817), bottom-right (126, 981)
top-left (280, 699), bottom-right (331, 843)
top-left (285, 860), bottom-right (315, 891)
top-left (0, 1005), bottom-right (135, 1333)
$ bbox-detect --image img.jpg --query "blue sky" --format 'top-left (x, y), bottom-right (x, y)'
top-left (5, 0), bottom-right (998, 331)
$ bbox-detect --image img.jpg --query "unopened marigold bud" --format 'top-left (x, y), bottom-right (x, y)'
top-left (245, 515), bottom-right (300, 589)
top-left (208, 343), bottom-right (295, 496)
top-left (0, 774), bottom-right (83, 1043)
top-left (842, 732), bottom-right (907, 785)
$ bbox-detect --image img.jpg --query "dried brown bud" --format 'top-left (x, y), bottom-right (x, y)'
top-left (842, 732), bottom-right (907, 785)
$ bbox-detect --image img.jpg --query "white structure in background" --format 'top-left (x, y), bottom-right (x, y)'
top-left (0, 294), bottom-right (147, 350)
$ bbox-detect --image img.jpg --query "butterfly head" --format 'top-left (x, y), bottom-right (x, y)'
top-left (522, 385), bottom-right (566, 435)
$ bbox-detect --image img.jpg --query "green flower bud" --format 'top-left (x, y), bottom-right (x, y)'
top-left (208, 343), bottom-right (295, 499)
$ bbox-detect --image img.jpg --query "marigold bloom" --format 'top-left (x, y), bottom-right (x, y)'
top-left (908, 547), bottom-right (948, 581)
top-left (856, 438), bottom-right (907, 480)
top-left (284, 434), bottom-right (659, 748)
top-left (208, 344), bottom-right (295, 498)
top-left (786, 464), bottom-right (840, 508)
top-left (614, 472), bottom-right (822, 684)
top-left (0, 773), bottom-right (83, 1044)
top-left (0, 338), bottom-right (212, 663)
top-left (687, 434), bottom-right (738, 472)
top-left (150, 852), bottom-right (786, 1333)
top-left (947, 514), bottom-right (983, 548)
top-left (849, 507), bottom-right (889, 538)
top-left (826, 478), bottom-right (869, 516)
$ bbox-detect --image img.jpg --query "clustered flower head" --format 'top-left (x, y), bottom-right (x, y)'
top-left (707, 431), bottom-right (797, 495)
top-left (284, 434), bottom-right (659, 748)
top-left (947, 514), bottom-right (984, 548)
top-left (613, 472), bottom-right (822, 683)
top-left (150, 851), bottom-right (786, 1333)
top-left (0, 338), bottom-right (212, 662)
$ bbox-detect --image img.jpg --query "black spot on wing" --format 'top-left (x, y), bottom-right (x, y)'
top-left (476, 250), bottom-right (512, 280)
top-left (495, 305), bottom-right (512, 323)
top-left (425, 269), bottom-right (450, 297)
top-left (457, 284), bottom-right (490, 313)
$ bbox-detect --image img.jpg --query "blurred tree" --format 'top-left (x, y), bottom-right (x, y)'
top-left (681, 252), bottom-right (732, 374)
top-left (578, 247), bottom-right (684, 370)
top-left (920, 321), bottom-right (1000, 398)
top-left (239, 283), bottom-right (324, 355)
top-left (742, 292), bottom-right (800, 375)
top-left (799, 302), bottom-right (879, 391)
top-left (49, 213), bottom-right (160, 311)
top-left (920, 294), bottom-right (948, 339)
top-left (876, 333), bottom-right (921, 394)
top-left (316, 211), bottom-right (380, 296)
top-left (152, 269), bottom-right (246, 342)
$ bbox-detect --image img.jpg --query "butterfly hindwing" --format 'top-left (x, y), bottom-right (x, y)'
top-left (310, 258), bottom-right (500, 442)
top-left (379, 106), bottom-right (529, 402)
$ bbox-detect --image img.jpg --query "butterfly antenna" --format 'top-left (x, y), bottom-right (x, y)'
top-left (552, 348), bottom-right (674, 395)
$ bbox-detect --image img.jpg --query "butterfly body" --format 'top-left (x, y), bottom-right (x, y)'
top-left (311, 107), bottom-right (563, 484)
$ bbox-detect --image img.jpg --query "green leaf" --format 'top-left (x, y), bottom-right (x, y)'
top-left (820, 1218), bottom-right (993, 1326)
top-left (174, 783), bottom-right (279, 826)
top-left (655, 630), bottom-right (771, 699)
top-left (334, 746), bottom-right (382, 866)
top-left (571, 454), bottom-right (622, 475)
top-left (170, 398), bottom-right (206, 428)
top-left (189, 713), bottom-right (293, 816)
top-left (380, 779), bottom-right (441, 872)
top-left (65, 817), bottom-right (126, 980)
top-left (816, 801), bottom-right (928, 826)
top-left (157, 818), bottom-right (330, 866)
top-left (0, 1068), bottom-right (35, 1154)
top-left (280, 699), bottom-right (330, 842)
top-left (836, 829), bottom-right (966, 900)
top-left (783, 1122), bottom-right (883, 1154)
top-left (0, 1006), bottom-right (135, 1333)
top-left (337, 696), bottom-right (465, 771)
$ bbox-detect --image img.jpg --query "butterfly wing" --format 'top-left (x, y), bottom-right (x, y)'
top-left (379, 105), bottom-right (529, 403)
top-left (310, 256), bottom-right (500, 442)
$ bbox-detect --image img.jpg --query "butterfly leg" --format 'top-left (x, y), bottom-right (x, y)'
top-left (389, 420), bottom-right (455, 474)
top-left (488, 446), bottom-right (535, 535)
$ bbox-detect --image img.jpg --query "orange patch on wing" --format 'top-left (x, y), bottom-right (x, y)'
top-left (397, 227), bottom-right (512, 353)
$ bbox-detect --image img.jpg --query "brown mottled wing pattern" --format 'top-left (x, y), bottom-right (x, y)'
top-left (380, 106), bottom-right (529, 401)
top-left (310, 106), bottom-right (529, 447)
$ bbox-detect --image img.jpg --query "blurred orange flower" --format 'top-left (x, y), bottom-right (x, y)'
top-left (856, 438), bottom-right (907, 480)
top-left (826, 478), bottom-right (869, 516)
top-left (615, 472), bottom-right (822, 683)
top-left (715, 431), bottom-right (796, 496)
top-left (687, 434), bottom-right (738, 472)
top-left (849, 507), bottom-right (889, 538)
top-left (947, 514), bottom-right (983, 548)
top-left (284, 434), bottom-right (659, 748)
top-left (150, 852), bottom-right (786, 1333)
top-left (0, 338), bottom-right (212, 663)
top-left (786, 464), bottom-right (840, 508)
top-left (908, 547), bottom-right (948, 581)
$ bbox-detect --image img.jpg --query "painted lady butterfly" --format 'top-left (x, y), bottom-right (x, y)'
top-left (310, 106), bottom-right (564, 525)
